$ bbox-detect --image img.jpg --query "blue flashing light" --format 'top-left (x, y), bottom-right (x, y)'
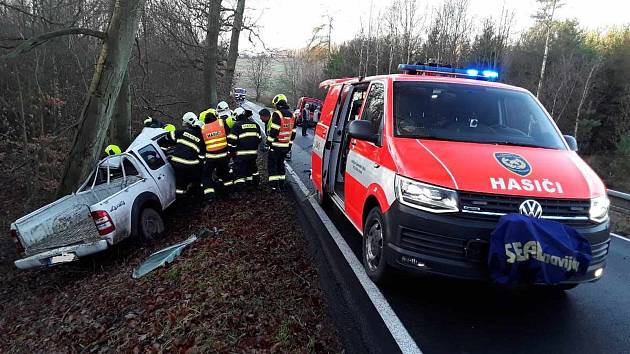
top-left (466, 69), bottom-right (479, 76)
top-left (482, 70), bottom-right (499, 79)
top-left (398, 64), bottom-right (499, 81)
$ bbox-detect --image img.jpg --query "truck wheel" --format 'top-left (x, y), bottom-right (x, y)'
top-left (363, 207), bottom-right (392, 284)
top-left (136, 208), bottom-right (164, 241)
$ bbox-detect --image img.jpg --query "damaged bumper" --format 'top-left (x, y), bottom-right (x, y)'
top-left (15, 239), bottom-right (109, 270)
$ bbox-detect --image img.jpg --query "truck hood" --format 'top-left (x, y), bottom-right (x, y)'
top-left (391, 138), bottom-right (605, 199)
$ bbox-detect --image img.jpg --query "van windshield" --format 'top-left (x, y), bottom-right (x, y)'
top-left (393, 81), bottom-right (566, 149)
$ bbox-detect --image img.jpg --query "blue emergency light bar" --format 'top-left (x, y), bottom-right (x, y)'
top-left (398, 64), bottom-right (499, 81)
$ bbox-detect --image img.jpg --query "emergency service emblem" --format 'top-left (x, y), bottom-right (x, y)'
top-left (494, 152), bottom-right (532, 177)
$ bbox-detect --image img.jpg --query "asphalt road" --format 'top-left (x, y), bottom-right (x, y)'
top-left (246, 101), bottom-right (630, 354)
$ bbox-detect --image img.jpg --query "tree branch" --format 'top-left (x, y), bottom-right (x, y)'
top-left (0, 1), bottom-right (66, 26)
top-left (1, 28), bottom-right (106, 61)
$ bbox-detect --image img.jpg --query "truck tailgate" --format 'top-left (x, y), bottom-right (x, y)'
top-left (13, 198), bottom-right (100, 255)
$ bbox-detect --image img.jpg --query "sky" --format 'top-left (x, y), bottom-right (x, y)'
top-left (240, 0), bottom-right (630, 51)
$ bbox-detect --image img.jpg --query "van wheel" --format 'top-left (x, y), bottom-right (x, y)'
top-left (363, 207), bottom-right (392, 284)
top-left (135, 208), bottom-right (164, 241)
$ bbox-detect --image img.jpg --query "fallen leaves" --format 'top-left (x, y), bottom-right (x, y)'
top-left (0, 185), bottom-right (341, 353)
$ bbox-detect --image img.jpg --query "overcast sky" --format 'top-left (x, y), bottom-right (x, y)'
top-left (240, 0), bottom-right (629, 51)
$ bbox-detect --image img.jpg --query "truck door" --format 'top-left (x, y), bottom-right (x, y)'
top-left (344, 81), bottom-right (386, 227)
top-left (137, 144), bottom-right (176, 207)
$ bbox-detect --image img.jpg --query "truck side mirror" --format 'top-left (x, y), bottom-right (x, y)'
top-left (347, 120), bottom-right (379, 145)
top-left (564, 135), bottom-right (578, 151)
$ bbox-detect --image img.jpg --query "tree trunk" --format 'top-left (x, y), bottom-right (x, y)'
top-left (222, 0), bottom-right (246, 100)
top-left (536, 0), bottom-right (557, 98)
top-left (204, 0), bottom-right (222, 107)
top-left (57, 0), bottom-right (145, 196)
top-left (574, 59), bottom-right (599, 138)
top-left (108, 68), bottom-right (132, 148)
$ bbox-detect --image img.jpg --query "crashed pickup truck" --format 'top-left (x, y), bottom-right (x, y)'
top-left (10, 128), bottom-right (176, 270)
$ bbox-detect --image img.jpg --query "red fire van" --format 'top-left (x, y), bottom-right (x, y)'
top-left (311, 64), bottom-right (610, 287)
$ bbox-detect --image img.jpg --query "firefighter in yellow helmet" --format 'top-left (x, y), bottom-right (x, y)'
top-left (104, 144), bottom-right (122, 156)
top-left (266, 94), bottom-right (296, 190)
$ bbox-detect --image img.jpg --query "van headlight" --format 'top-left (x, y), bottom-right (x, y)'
top-left (395, 175), bottom-right (459, 213)
top-left (589, 195), bottom-right (610, 223)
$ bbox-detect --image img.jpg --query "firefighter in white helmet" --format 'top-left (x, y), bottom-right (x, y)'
top-left (164, 112), bottom-right (205, 197)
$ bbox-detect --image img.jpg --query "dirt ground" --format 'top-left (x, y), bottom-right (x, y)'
top-left (0, 177), bottom-right (342, 353)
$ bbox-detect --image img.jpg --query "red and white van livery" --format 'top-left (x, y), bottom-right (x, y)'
top-left (311, 64), bottom-right (610, 286)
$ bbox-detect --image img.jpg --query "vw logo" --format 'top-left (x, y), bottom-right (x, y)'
top-left (519, 199), bottom-right (543, 218)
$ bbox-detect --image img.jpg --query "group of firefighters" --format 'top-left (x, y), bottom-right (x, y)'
top-left (107, 94), bottom-right (297, 203)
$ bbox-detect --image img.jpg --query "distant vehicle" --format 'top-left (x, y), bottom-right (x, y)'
top-left (11, 128), bottom-right (176, 270)
top-left (312, 63), bottom-right (610, 289)
top-left (295, 97), bottom-right (323, 127)
top-left (233, 88), bottom-right (247, 102)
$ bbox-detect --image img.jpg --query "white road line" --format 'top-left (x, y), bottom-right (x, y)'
top-left (285, 163), bottom-right (422, 354)
top-left (612, 233), bottom-right (630, 243)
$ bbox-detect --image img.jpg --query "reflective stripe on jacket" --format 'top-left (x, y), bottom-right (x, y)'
top-left (268, 109), bottom-right (296, 148)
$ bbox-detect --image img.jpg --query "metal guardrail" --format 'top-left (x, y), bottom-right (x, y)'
top-left (609, 189), bottom-right (630, 214)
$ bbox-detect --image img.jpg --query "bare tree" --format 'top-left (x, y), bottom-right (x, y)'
top-left (575, 57), bottom-right (602, 137)
top-left (223, 0), bottom-right (245, 100)
top-left (535, 0), bottom-right (563, 98)
top-left (248, 52), bottom-right (271, 102)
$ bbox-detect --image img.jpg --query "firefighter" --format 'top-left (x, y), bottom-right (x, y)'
top-left (301, 103), bottom-right (310, 136)
top-left (228, 107), bottom-right (262, 192)
top-left (258, 108), bottom-right (271, 152)
top-left (266, 94), bottom-right (296, 190)
top-left (165, 112), bottom-right (205, 197)
top-left (104, 144), bottom-right (122, 156)
top-left (217, 101), bottom-right (235, 129)
top-left (199, 108), bottom-right (231, 202)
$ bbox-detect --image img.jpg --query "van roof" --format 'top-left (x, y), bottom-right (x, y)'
top-left (320, 74), bottom-right (529, 93)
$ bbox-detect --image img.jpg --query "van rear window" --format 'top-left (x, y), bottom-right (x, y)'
top-left (393, 81), bottom-right (566, 149)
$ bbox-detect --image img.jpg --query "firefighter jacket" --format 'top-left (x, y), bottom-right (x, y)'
top-left (228, 117), bottom-right (262, 157)
top-left (267, 107), bottom-right (296, 150)
top-left (165, 126), bottom-right (205, 166)
top-left (201, 117), bottom-right (229, 159)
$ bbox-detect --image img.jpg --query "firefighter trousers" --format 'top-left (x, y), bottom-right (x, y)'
top-left (267, 148), bottom-right (287, 189)
top-left (171, 162), bottom-right (201, 197)
top-left (201, 157), bottom-right (230, 200)
top-left (233, 155), bottom-right (258, 192)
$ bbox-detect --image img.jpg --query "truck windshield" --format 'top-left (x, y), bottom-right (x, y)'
top-left (393, 81), bottom-right (566, 149)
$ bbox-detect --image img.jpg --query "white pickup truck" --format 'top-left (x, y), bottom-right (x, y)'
top-left (10, 128), bottom-right (177, 270)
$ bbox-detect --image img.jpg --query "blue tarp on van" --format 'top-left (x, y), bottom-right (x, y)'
top-left (488, 214), bottom-right (592, 285)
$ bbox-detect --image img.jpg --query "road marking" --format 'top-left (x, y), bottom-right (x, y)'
top-left (286, 163), bottom-right (422, 354)
top-left (612, 233), bottom-right (630, 243)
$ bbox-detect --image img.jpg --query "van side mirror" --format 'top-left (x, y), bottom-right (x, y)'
top-left (347, 120), bottom-right (379, 145)
top-left (564, 135), bottom-right (578, 151)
